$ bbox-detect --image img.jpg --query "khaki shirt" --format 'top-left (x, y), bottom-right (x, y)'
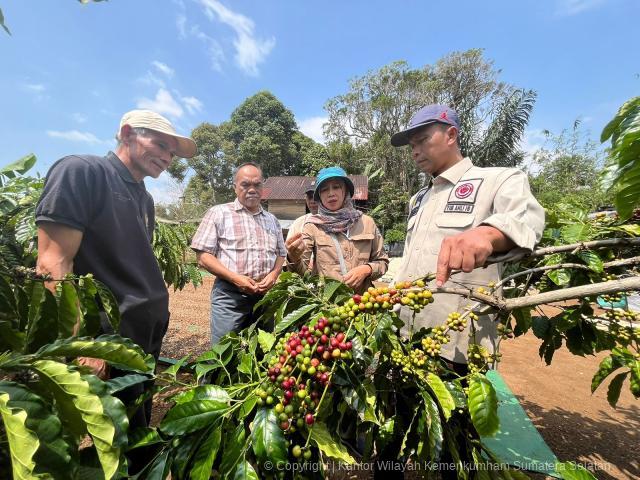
top-left (290, 214), bottom-right (389, 294)
top-left (395, 157), bottom-right (545, 362)
top-left (286, 213), bottom-right (312, 241)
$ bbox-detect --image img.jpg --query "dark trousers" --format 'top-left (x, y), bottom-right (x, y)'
top-left (210, 278), bottom-right (264, 345)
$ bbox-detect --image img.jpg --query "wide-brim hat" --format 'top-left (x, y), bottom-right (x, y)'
top-left (314, 166), bottom-right (354, 201)
top-left (390, 104), bottom-right (460, 147)
top-left (119, 109), bottom-right (197, 159)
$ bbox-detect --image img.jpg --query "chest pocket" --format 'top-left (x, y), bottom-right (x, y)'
top-left (350, 232), bottom-right (375, 263)
top-left (430, 214), bottom-right (475, 254)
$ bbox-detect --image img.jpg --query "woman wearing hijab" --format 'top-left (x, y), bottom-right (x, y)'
top-left (286, 166), bottom-right (388, 293)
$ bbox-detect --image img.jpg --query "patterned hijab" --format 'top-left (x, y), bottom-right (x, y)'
top-left (306, 193), bottom-right (363, 234)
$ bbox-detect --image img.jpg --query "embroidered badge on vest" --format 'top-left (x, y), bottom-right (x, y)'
top-left (444, 178), bottom-right (483, 213)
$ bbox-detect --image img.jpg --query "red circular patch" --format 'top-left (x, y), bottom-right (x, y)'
top-left (455, 183), bottom-right (474, 199)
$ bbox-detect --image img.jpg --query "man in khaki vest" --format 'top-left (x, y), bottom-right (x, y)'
top-left (391, 104), bottom-right (545, 371)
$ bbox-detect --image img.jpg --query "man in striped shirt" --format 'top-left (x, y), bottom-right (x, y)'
top-left (191, 163), bottom-right (286, 345)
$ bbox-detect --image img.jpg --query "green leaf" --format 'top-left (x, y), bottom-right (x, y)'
top-left (591, 355), bottom-right (624, 393)
top-left (556, 461), bottom-right (598, 480)
top-left (238, 353), bottom-right (253, 376)
top-left (233, 460), bottom-right (259, 480)
top-left (172, 384), bottom-right (231, 405)
top-left (251, 407), bottom-right (288, 467)
top-left (309, 422), bottom-right (356, 464)
top-left (548, 268), bottom-right (571, 286)
top-left (0, 393), bottom-right (39, 480)
top-left (219, 423), bottom-right (246, 478)
top-left (30, 359), bottom-right (120, 479)
top-left (159, 355), bottom-right (189, 381)
top-left (0, 381), bottom-right (72, 473)
top-left (376, 417), bottom-right (395, 453)
top-left (0, 320), bottom-right (24, 351)
top-left (0, 154), bottom-right (36, 177)
top-left (35, 334), bottom-right (154, 374)
top-left (426, 373), bottom-right (455, 420)
top-left (190, 426), bottom-right (222, 480)
top-left (511, 308), bottom-right (532, 336)
top-left (57, 280), bottom-right (80, 339)
top-left (76, 275), bottom-right (102, 337)
top-left (95, 281), bottom-right (120, 332)
top-left (531, 315), bottom-right (551, 339)
top-left (322, 279), bottom-right (345, 302)
top-left (24, 282), bottom-right (58, 353)
top-left (606, 371), bottom-right (628, 408)
top-left (444, 381), bottom-right (467, 409)
top-left (238, 395), bottom-right (258, 419)
top-left (560, 223), bottom-right (591, 243)
top-left (159, 399), bottom-right (229, 436)
top-left (468, 374), bottom-right (499, 437)
top-left (143, 448), bottom-right (171, 480)
top-left (127, 427), bottom-right (164, 450)
top-left (275, 303), bottom-right (319, 333)
top-left (630, 360), bottom-right (640, 398)
top-left (423, 393), bottom-right (444, 461)
top-left (576, 251), bottom-right (603, 273)
top-left (104, 374), bottom-right (149, 395)
top-left (257, 329), bottom-right (276, 353)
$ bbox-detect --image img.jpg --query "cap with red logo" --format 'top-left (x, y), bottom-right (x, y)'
top-left (390, 104), bottom-right (460, 147)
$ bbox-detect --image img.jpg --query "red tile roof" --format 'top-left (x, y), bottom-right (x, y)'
top-left (263, 175), bottom-right (368, 201)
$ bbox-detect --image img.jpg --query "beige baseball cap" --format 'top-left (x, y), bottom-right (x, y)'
top-left (119, 109), bottom-right (197, 158)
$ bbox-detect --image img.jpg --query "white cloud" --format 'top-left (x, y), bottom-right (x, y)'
top-left (555, 0), bottom-right (607, 16)
top-left (137, 71), bottom-right (166, 88)
top-left (24, 83), bottom-right (45, 92)
top-left (176, 14), bottom-right (187, 38)
top-left (181, 96), bottom-right (204, 115)
top-left (191, 25), bottom-right (225, 71)
top-left (46, 130), bottom-right (108, 145)
top-left (137, 88), bottom-right (184, 119)
top-left (152, 60), bottom-right (175, 78)
top-left (197, 0), bottom-right (275, 76)
top-left (298, 116), bottom-right (328, 144)
top-left (72, 113), bottom-right (88, 124)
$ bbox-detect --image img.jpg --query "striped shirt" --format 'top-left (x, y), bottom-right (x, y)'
top-left (191, 198), bottom-right (286, 280)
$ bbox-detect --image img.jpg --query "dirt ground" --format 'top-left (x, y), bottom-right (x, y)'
top-left (159, 277), bottom-right (639, 480)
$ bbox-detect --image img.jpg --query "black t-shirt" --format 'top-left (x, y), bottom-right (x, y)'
top-left (35, 152), bottom-right (169, 355)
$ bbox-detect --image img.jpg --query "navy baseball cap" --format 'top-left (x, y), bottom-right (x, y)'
top-left (305, 181), bottom-right (316, 194)
top-left (390, 104), bottom-right (460, 147)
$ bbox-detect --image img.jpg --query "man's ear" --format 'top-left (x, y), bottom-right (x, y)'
top-left (446, 126), bottom-right (459, 146)
top-left (119, 124), bottom-right (134, 145)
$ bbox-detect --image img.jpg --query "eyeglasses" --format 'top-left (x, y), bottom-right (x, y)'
top-left (237, 181), bottom-right (264, 190)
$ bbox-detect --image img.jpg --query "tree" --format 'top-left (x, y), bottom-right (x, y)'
top-left (600, 96), bottom-right (640, 219)
top-left (324, 50), bottom-right (536, 233)
top-left (226, 91), bottom-right (309, 178)
top-left (167, 92), bottom-right (324, 209)
top-left (528, 124), bottom-right (612, 211)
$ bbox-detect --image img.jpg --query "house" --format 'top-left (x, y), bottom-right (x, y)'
top-left (262, 175), bottom-right (369, 227)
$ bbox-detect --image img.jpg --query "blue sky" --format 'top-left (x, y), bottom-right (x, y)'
top-left (1, 0), bottom-right (638, 203)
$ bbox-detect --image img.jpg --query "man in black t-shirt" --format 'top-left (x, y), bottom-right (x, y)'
top-left (35, 110), bottom-right (197, 435)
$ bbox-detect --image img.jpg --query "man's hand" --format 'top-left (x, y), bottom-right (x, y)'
top-left (78, 357), bottom-right (109, 380)
top-left (343, 264), bottom-right (372, 290)
top-left (233, 275), bottom-right (259, 294)
top-left (285, 232), bottom-right (305, 263)
top-left (256, 270), bottom-right (279, 294)
top-left (436, 226), bottom-right (514, 287)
